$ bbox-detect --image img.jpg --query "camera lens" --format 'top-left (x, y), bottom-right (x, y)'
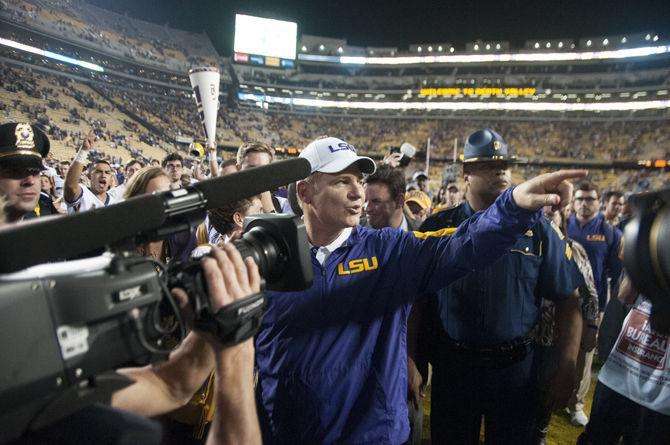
top-left (650, 206), bottom-right (670, 291)
top-left (233, 226), bottom-right (284, 283)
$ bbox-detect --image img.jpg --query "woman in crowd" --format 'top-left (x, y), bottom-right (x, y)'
top-left (123, 166), bottom-right (172, 261)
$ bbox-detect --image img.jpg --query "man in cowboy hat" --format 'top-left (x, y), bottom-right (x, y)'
top-left (411, 128), bottom-right (584, 445)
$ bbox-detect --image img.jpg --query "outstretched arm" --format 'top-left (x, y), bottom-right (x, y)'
top-left (112, 244), bottom-right (262, 445)
top-left (64, 130), bottom-right (96, 203)
top-left (404, 170), bottom-right (589, 298)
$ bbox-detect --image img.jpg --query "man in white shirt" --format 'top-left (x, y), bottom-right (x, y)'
top-left (64, 130), bottom-right (120, 213)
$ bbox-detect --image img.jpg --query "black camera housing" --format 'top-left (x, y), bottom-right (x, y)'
top-left (624, 186), bottom-right (670, 322)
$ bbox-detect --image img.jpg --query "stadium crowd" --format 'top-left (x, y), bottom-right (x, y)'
top-left (1, 112), bottom-right (668, 444)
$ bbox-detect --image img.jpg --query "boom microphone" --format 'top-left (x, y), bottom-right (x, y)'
top-left (0, 158), bottom-right (311, 273)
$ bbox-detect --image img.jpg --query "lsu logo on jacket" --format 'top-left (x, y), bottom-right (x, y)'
top-left (337, 257), bottom-right (378, 275)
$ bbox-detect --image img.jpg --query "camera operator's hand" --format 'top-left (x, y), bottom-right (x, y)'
top-left (190, 244), bottom-right (261, 339)
top-left (512, 169), bottom-right (587, 211)
top-left (199, 244), bottom-right (262, 445)
top-left (113, 244), bottom-right (262, 444)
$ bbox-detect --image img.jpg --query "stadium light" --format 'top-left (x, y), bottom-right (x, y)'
top-left (586, 40), bottom-right (592, 46)
top-left (337, 47), bottom-right (343, 53)
top-left (240, 92), bottom-right (670, 112)
top-left (0, 37), bottom-right (104, 72)
top-left (558, 41), bottom-right (564, 48)
top-left (603, 39), bottom-right (609, 45)
top-left (301, 44), bottom-right (670, 65)
top-left (621, 37), bottom-right (627, 43)
top-left (417, 46), bottom-right (422, 52)
top-left (319, 44), bottom-right (325, 51)
top-left (534, 42), bottom-right (540, 49)
top-left (495, 43), bottom-right (501, 50)
top-left (428, 46), bottom-right (433, 52)
top-left (485, 44), bottom-right (491, 50)
top-left (301, 45), bottom-right (307, 51)
top-left (654, 35), bottom-right (659, 42)
top-left (449, 47), bottom-right (455, 53)
top-left (546, 42), bottom-right (551, 48)
top-left (474, 44), bottom-right (480, 50)
top-left (646, 34), bottom-right (652, 40)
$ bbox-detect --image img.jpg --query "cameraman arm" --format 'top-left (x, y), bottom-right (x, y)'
top-left (111, 332), bottom-right (215, 417)
top-left (202, 244), bottom-right (261, 445)
top-left (111, 244), bottom-right (261, 444)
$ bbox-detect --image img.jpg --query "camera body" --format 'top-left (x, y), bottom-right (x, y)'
top-left (624, 186), bottom-right (670, 328)
top-left (0, 255), bottom-right (164, 441)
top-left (0, 214), bottom-right (313, 443)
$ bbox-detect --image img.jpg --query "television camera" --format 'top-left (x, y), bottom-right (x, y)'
top-left (0, 159), bottom-right (312, 443)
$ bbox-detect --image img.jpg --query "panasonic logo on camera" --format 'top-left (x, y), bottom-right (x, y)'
top-left (237, 298), bottom-right (264, 316)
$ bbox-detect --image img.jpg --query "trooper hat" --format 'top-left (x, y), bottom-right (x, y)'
top-left (0, 122), bottom-right (50, 169)
top-left (300, 136), bottom-right (376, 175)
top-left (463, 128), bottom-right (516, 163)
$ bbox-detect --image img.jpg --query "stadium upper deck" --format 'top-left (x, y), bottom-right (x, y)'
top-left (0, 0), bottom-right (219, 72)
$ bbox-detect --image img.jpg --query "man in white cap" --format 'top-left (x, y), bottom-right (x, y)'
top-left (254, 135), bottom-right (586, 445)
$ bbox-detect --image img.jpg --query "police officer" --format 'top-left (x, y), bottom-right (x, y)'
top-left (412, 129), bottom-right (584, 445)
top-left (0, 122), bottom-right (50, 223)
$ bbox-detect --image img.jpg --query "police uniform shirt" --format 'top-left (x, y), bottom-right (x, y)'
top-left (421, 200), bottom-right (583, 346)
top-left (566, 213), bottom-right (623, 311)
top-left (65, 186), bottom-right (119, 213)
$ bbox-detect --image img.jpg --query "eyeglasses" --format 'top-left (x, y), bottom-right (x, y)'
top-left (0, 167), bottom-right (42, 179)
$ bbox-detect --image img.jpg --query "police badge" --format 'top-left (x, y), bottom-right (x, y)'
top-left (14, 123), bottom-right (35, 150)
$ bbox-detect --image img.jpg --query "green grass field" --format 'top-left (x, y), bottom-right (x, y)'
top-left (420, 368), bottom-right (598, 445)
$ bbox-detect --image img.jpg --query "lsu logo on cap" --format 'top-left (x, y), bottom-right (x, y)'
top-left (14, 123), bottom-right (35, 149)
top-left (337, 256), bottom-right (378, 275)
top-left (328, 142), bottom-right (357, 154)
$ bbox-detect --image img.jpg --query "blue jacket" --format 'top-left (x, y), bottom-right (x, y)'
top-left (256, 188), bottom-right (539, 444)
top-left (422, 200), bottom-right (583, 346)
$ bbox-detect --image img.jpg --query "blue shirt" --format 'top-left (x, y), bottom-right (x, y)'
top-left (422, 200), bottom-right (583, 346)
top-left (255, 188), bottom-right (540, 445)
top-left (567, 213), bottom-right (623, 311)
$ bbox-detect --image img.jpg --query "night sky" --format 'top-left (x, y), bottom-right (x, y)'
top-left (88, 0), bottom-right (670, 56)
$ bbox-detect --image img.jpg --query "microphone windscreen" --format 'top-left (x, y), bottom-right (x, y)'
top-left (194, 158), bottom-right (311, 209)
top-left (0, 195), bottom-right (166, 273)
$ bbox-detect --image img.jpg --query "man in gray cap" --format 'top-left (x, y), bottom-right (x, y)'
top-left (0, 122), bottom-right (50, 223)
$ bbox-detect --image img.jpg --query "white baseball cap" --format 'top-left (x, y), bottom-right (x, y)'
top-left (300, 137), bottom-right (376, 175)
